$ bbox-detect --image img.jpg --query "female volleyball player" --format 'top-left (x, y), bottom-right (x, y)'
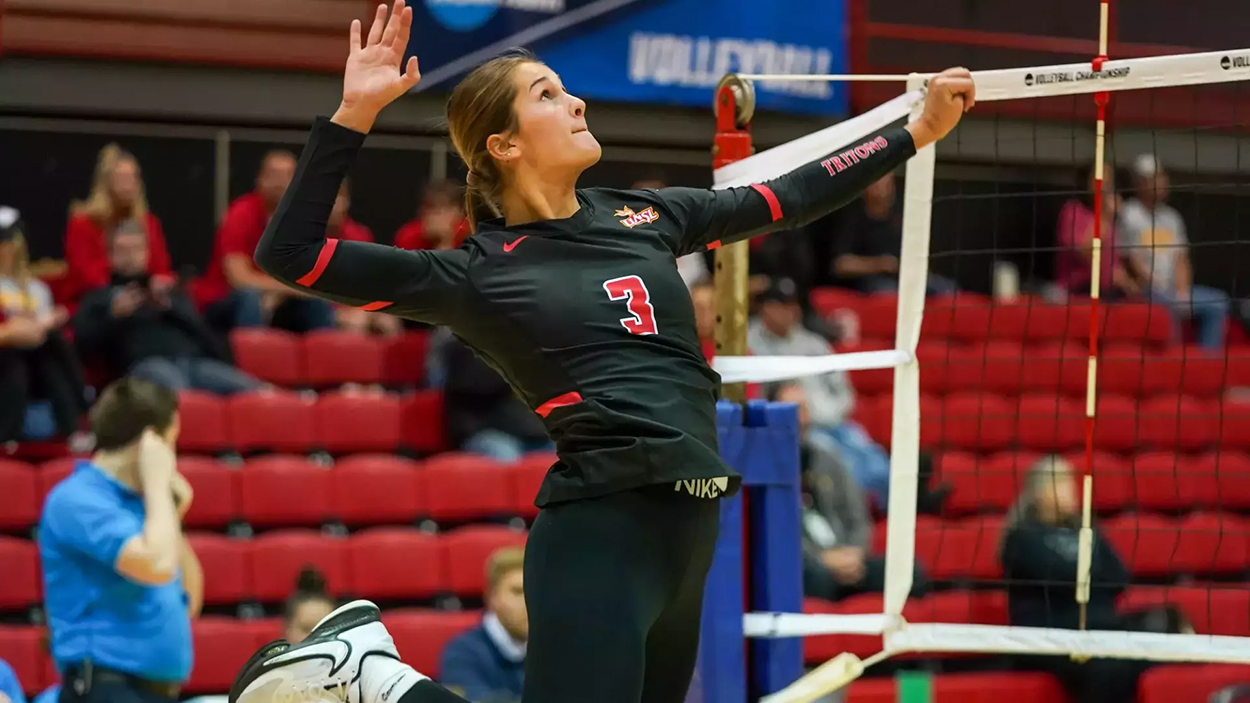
top-left (229, 3), bottom-right (975, 703)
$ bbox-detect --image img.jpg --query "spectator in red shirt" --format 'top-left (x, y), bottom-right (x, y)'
top-left (200, 151), bottom-right (335, 332)
top-left (64, 144), bottom-right (172, 305)
top-left (393, 180), bottom-right (470, 252)
top-left (330, 182), bottom-right (402, 337)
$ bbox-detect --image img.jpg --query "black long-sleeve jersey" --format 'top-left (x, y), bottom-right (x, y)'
top-left (255, 117), bottom-right (917, 506)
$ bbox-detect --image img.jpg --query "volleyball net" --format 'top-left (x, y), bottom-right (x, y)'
top-left (705, 45), bottom-right (1250, 703)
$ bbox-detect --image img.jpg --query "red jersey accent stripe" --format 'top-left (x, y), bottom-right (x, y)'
top-left (296, 239), bottom-right (339, 287)
top-left (359, 301), bottom-right (393, 311)
top-left (536, 391), bottom-right (584, 417)
top-left (750, 183), bottom-right (784, 222)
top-left (707, 240), bottom-right (723, 250)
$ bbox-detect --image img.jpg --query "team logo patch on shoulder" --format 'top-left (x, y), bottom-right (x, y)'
top-left (616, 205), bottom-right (660, 228)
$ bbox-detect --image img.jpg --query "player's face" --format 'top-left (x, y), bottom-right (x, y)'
top-left (507, 62), bottom-right (601, 176)
top-left (488, 568), bottom-right (528, 642)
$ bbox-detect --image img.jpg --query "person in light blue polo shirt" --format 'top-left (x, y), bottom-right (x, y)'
top-left (38, 377), bottom-right (202, 703)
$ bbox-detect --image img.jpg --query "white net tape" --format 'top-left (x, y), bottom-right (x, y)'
top-left (713, 46), bottom-right (1250, 698)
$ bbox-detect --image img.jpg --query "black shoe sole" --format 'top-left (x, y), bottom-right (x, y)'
top-left (227, 602), bottom-right (383, 703)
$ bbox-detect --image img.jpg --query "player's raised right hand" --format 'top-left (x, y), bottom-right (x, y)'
top-left (905, 67), bottom-right (976, 150)
top-left (334, 0), bottom-right (422, 133)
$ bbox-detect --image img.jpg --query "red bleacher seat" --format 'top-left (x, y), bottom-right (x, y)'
top-left (177, 390), bottom-right (230, 453)
top-left (240, 455), bottom-right (331, 527)
top-left (1015, 394), bottom-right (1084, 452)
top-left (230, 329), bottom-right (305, 386)
top-left (347, 528), bottom-right (444, 599)
top-left (383, 610), bottom-right (481, 678)
top-left (846, 339), bottom-right (895, 397)
top-left (938, 452), bottom-right (1036, 516)
top-left (982, 300), bottom-right (1089, 344)
top-left (402, 390), bottom-right (446, 453)
top-left (914, 516), bottom-right (1003, 582)
top-left (809, 288), bottom-right (866, 320)
top-left (845, 672), bottom-right (1068, 703)
top-left (1221, 398), bottom-right (1250, 451)
top-left (303, 329), bottom-right (386, 386)
top-left (423, 454), bottom-right (514, 523)
top-left (332, 454), bottom-right (424, 525)
top-left (0, 537), bottom-right (40, 609)
top-left (510, 453), bottom-right (554, 519)
top-left (250, 530), bottom-right (347, 602)
top-left (932, 393), bottom-right (1014, 452)
top-left (802, 594), bottom-right (883, 662)
top-left (1021, 343), bottom-right (1086, 396)
top-left (241, 617), bottom-right (284, 648)
top-left (441, 525), bottom-right (528, 596)
top-left (1064, 451), bottom-right (1133, 513)
top-left (1103, 513), bottom-right (1179, 578)
top-left (37, 458), bottom-right (77, 502)
top-left (1130, 452), bottom-right (1219, 511)
top-left (228, 391), bottom-right (318, 453)
top-left (382, 332), bottom-right (430, 386)
top-left (960, 341), bottom-right (1027, 396)
top-left (1201, 452), bottom-right (1250, 509)
top-left (1166, 347), bottom-right (1232, 397)
top-left (1101, 303), bottom-right (1172, 347)
top-left (177, 456), bottom-right (239, 529)
top-left (1110, 347), bottom-right (1227, 398)
top-left (1093, 394), bottom-right (1140, 452)
top-left (316, 391), bottom-right (403, 454)
top-left (858, 295), bottom-right (898, 340)
top-left (0, 626), bottom-right (45, 694)
top-left (187, 617), bottom-right (262, 694)
top-left (0, 459), bottom-right (38, 530)
top-left (1173, 512), bottom-right (1248, 575)
top-left (904, 590), bottom-right (1008, 627)
top-left (1121, 585), bottom-right (1250, 637)
top-left (1140, 395), bottom-right (1219, 451)
top-left (186, 533), bottom-right (250, 605)
top-left (1141, 664), bottom-right (1250, 703)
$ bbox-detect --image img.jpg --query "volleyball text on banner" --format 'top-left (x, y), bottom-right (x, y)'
top-left (410, 0), bottom-right (850, 116)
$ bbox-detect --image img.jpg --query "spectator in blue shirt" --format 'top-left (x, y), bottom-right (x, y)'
top-left (440, 547), bottom-right (527, 703)
top-left (38, 377), bottom-right (201, 703)
top-left (0, 657), bottom-right (28, 703)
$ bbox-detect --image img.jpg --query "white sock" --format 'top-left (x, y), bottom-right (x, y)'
top-left (362, 656), bottom-right (428, 703)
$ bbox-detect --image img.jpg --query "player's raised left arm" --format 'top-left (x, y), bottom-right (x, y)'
top-left (656, 68), bottom-right (974, 257)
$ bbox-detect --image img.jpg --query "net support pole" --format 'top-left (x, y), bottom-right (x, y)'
top-left (882, 73), bottom-right (935, 618)
top-left (712, 77), bottom-right (755, 404)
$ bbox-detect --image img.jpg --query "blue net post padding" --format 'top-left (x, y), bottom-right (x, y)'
top-left (692, 400), bottom-right (804, 703)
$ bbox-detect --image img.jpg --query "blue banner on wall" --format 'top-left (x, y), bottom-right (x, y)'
top-left (410, 0), bottom-right (847, 116)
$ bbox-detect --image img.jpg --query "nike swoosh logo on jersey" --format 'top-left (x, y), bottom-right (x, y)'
top-left (503, 236), bottom-right (528, 252)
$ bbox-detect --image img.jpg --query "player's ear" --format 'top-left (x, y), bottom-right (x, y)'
top-left (487, 133), bottom-right (518, 165)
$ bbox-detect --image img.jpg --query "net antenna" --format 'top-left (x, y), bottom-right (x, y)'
top-left (709, 23), bottom-right (1250, 703)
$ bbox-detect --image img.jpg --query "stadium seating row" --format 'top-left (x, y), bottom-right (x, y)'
top-left (854, 393), bottom-right (1250, 452)
top-left (871, 513), bottom-right (1249, 581)
top-left (847, 340), bottom-right (1250, 398)
top-left (0, 452), bottom-right (553, 531)
top-left (803, 585), bottom-right (1250, 662)
top-left (230, 328), bottom-right (429, 387)
top-left (811, 291), bottom-right (1177, 347)
top-left (0, 524), bottom-right (528, 609)
top-left (177, 388), bottom-right (445, 454)
top-left (936, 451), bottom-right (1250, 514)
top-left (0, 609), bottom-right (482, 695)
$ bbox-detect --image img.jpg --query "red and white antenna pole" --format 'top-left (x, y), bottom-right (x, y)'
top-left (1077, 0), bottom-right (1112, 635)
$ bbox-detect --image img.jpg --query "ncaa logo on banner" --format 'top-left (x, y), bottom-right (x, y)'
top-left (424, 0), bottom-right (565, 32)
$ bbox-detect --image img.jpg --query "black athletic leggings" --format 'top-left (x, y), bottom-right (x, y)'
top-left (407, 485), bottom-right (721, 703)
top-left (522, 485), bottom-right (721, 703)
